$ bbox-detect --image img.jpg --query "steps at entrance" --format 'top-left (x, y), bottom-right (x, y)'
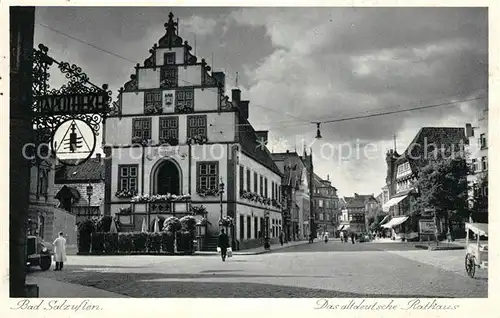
top-left (202, 236), bottom-right (219, 252)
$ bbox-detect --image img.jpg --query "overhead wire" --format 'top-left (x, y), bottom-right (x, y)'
top-left (38, 22), bottom-right (310, 125)
top-left (37, 23), bottom-right (487, 135)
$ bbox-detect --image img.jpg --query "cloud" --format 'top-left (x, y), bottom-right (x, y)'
top-left (228, 7), bottom-right (487, 196)
top-left (182, 15), bottom-right (217, 37)
top-left (33, 7), bottom-right (487, 197)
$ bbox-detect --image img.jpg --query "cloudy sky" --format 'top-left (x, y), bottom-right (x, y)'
top-left (34, 7), bottom-right (488, 197)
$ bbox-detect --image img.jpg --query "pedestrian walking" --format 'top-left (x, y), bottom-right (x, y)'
top-left (279, 231), bottom-right (284, 246)
top-left (52, 231), bottom-right (67, 271)
top-left (217, 228), bottom-right (230, 262)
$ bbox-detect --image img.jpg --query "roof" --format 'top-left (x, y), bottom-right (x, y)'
top-left (238, 118), bottom-right (282, 176)
top-left (55, 185), bottom-right (81, 200)
top-left (55, 158), bottom-right (104, 182)
top-left (344, 193), bottom-right (378, 208)
top-left (397, 127), bottom-right (468, 169)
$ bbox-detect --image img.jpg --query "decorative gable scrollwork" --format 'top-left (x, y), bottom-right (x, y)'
top-left (220, 95), bottom-right (233, 111)
top-left (158, 12), bottom-right (183, 48)
top-left (144, 44), bottom-right (158, 67)
top-left (123, 74), bottom-right (138, 92)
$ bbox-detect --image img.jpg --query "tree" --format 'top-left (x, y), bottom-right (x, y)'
top-left (471, 171), bottom-right (488, 214)
top-left (412, 149), bottom-right (469, 235)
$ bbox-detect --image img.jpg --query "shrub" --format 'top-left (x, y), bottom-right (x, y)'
top-left (163, 217), bottom-right (181, 233)
top-left (180, 215), bottom-right (197, 232)
top-left (118, 233), bottom-right (134, 254)
top-left (77, 219), bottom-right (95, 254)
top-left (161, 231), bottom-right (175, 254)
top-left (132, 232), bottom-right (148, 252)
top-left (90, 232), bottom-right (105, 254)
top-left (97, 215), bottom-right (113, 232)
top-left (103, 233), bottom-right (119, 254)
top-left (146, 233), bottom-right (162, 253)
top-left (177, 230), bottom-right (195, 254)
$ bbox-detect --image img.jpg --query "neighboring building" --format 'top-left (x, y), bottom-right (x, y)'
top-left (54, 155), bottom-right (106, 223)
top-left (272, 150), bottom-right (311, 240)
top-left (465, 107), bottom-right (488, 222)
top-left (103, 12), bottom-right (282, 250)
top-left (27, 151), bottom-right (77, 247)
top-left (299, 150), bottom-right (315, 237)
top-left (338, 193), bottom-right (377, 234)
top-left (382, 127), bottom-right (468, 240)
top-left (312, 174), bottom-right (339, 236)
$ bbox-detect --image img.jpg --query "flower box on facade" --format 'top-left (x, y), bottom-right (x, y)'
top-left (159, 137), bottom-right (179, 146)
top-left (131, 137), bottom-right (152, 147)
top-left (197, 188), bottom-right (220, 197)
top-left (115, 189), bottom-right (136, 199)
top-left (186, 134), bottom-right (207, 145)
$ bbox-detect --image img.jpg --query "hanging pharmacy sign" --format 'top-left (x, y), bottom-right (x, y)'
top-left (31, 44), bottom-right (114, 166)
top-left (52, 119), bottom-right (97, 166)
top-left (35, 92), bottom-right (109, 115)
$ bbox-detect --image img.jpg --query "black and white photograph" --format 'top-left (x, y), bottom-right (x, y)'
top-left (7, 3), bottom-right (491, 304)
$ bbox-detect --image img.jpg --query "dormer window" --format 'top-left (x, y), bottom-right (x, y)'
top-left (164, 52), bottom-right (176, 65)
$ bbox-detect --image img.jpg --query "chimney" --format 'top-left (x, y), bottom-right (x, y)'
top-left (255, 131), bottom-right (268, 144)
top-left (231, 88), bottom-right (241, 106)
top-left (239, 100), bottom-right (249, 120)
top-left (212, 72), bottom-right (225, 90)
top-left (465, 123), bottom-right (474, 137)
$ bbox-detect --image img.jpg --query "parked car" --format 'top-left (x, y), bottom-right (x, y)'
top-left (26, 235), bottom-right (52, 271)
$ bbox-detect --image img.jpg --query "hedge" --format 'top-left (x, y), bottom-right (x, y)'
top-left (77, 219), bottom-right (95, 254)
top-left (176, 231), bottom-right (195, 254)
top-left (146, 233), bottom-right (162, 253)
top-left (87, 231), bottom-right (196, 255)
top-left (161, 232), bottom-right (175, 254)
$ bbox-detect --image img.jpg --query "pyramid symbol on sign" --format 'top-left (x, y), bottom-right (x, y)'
top-left (55, 120), bottom-right (92, 155)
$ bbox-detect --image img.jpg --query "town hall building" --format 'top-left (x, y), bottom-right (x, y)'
top-left (103, 12), bottom-right (283, 250)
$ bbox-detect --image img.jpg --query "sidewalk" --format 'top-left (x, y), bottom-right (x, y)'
top-left (25, 276), bottom-right (128, 298)
top-left (195, 240), bottom-right (309, 256)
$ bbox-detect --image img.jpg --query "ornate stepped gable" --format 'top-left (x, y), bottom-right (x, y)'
top-left (116, 12), bottom-right (232, 114)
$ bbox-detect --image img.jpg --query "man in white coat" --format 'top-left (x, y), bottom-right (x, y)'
top-left (52, 231), bottom-right (67, 271)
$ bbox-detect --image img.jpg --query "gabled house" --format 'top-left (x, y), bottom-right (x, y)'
top-left (382, 127), bottom-right (467, 240)
top-left (339, 193), bottom-right (377, 234)
top-left (54, 155), bottom-right (105, 223)
top-left (102, 12), bottom-right (282, 250)
top-left (272, 150), bottom-right (309, 240)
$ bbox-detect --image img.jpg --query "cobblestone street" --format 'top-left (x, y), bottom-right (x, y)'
top-left (27, 240), bottom-right (487, 298)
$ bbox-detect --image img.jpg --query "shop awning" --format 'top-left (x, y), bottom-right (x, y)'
top-left (382, 195), bottom-right (408, 213)
top-left (381, 216), bottom-right (409, 228)
top-left (379, 215), bottom-right (390, 225)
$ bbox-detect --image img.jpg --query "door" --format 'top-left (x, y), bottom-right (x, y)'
top-left (157, 161), bottom-right (180, 195)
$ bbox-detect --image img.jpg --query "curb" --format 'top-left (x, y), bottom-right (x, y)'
top-left (414, 244), bottom-right (464, 251)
